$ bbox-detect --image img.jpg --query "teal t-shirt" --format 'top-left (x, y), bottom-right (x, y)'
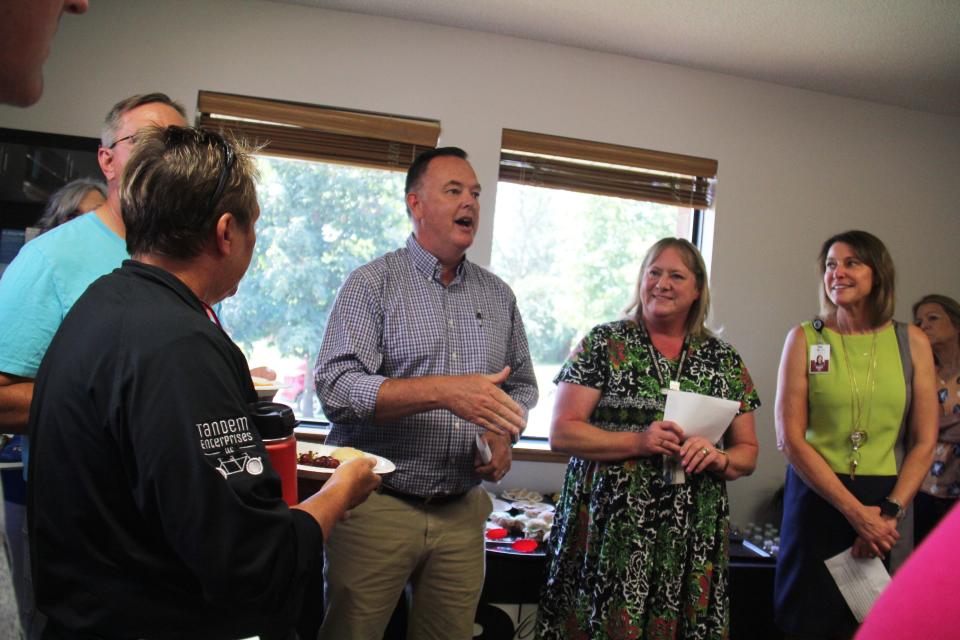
top-left (0, 212), bottom-right (127, 475)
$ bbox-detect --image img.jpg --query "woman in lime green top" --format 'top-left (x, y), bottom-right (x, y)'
top-left (773, 230), bottom-right (937, 639)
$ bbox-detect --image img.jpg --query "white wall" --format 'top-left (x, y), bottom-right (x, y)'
top-left (4, 0), bottom-right (959, 524)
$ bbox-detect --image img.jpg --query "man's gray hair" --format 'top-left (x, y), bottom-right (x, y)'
top-left (101, 92), bottom-right (187, 147)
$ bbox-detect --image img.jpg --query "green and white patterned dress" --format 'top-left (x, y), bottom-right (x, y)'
top-left (536, 319), bottom-right (760, 640)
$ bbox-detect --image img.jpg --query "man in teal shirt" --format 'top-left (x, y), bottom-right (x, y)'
top-left (0, 92), bottom-right (186, 436)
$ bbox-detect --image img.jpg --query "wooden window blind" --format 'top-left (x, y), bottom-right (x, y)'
top-left (197, 91), bottom-right (440, 171)
top-left (499, 129), bottom-right (717, 208)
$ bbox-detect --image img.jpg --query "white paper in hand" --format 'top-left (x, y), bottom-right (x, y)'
top-left (475, 433), bottom-right (493, 464)
top-left (662, 389), bottom-right (739, 444)
top-left (824, 548), bottom-right (891, 622)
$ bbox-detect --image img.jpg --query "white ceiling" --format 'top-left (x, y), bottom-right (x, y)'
top-left (268, 0), bottom-right (960, 117)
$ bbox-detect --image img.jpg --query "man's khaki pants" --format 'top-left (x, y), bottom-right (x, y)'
top-left (317, 486), bottom-right (492, 640)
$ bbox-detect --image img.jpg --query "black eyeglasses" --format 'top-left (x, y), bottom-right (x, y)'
top-left (107, 133), bottom-right (138, 149)
top-left (208, 134), bottom-right (236, 216)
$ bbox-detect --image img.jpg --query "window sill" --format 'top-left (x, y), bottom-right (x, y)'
top-left (294, 424), bottom-right (569, 464)
top-left (511, 439), bottom-right (570, 463)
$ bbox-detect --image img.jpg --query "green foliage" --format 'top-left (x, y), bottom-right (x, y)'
top-left (491, 183), bottom-right (680, 364)
top-left (221, 156), bottom-right (409, 357)
top-left (222, 158), bottom-right (685, 396)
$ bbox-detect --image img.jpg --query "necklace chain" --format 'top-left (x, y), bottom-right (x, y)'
top-left (840, 331), bottom-right (878, 480)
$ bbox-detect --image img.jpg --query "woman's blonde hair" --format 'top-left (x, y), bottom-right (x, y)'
top-left (624, 237), bottom-right (712, 338)
top-left (817, 230), bottom-right (895, 327)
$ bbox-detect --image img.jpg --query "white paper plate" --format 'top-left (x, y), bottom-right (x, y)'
top-left (253, 380), bottom-right (289, 401)
top-left (296, 442), bottom-right (395, 477)
top-left (500, 488), bottom-right (543, 502)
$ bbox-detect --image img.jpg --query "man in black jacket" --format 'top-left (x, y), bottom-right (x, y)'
top-left (28, 126), bottom-right (380, 639)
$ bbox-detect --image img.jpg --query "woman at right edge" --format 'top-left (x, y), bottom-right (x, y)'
top-left (911, 294), bottom-right (960, 545)
top-left (773, 230), bottom-right (937, 639)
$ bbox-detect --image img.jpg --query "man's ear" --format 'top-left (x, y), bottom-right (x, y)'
top-left (406, 191), bottom-right (421, 222)
top-left (98, 146), bottom-right (117, 182)
top-left (214, 212), bottom-right (236, 256)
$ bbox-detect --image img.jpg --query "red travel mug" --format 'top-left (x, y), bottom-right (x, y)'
top-left (250, 401), bottom-right (298, 506)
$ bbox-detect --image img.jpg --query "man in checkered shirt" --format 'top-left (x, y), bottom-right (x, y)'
top-left (315, 146), bottom-right (538, 640)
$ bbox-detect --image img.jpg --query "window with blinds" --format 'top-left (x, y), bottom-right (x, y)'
top-left (499, 128), bottom-right (716, 210)
top-left (491, 129), bottom-right (717, 438)
top-left (201, 91), bottom-right (439, 422)
top-left (196, 90), bottom-right (440, 171)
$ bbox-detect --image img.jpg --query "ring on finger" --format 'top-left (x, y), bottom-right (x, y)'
top-left (700, 447), bottom-right (710, 456)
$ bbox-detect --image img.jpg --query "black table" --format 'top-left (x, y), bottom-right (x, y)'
top-left (475, 540), bottom-right (781, 640)
top-left (728, 541), bottom-right (781, 640)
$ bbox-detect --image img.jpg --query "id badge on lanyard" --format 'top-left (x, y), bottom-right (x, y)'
top-left (809, 317), bottom-right (830, 375)
top-left (809, 343), bottom-right (831, 374)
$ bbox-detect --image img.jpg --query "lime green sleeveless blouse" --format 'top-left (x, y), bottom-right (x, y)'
top-left (802, 321), bottom-right (905, 476)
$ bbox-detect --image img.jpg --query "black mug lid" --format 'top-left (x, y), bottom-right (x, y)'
top-left (249, 401), bottom-right (296, 439)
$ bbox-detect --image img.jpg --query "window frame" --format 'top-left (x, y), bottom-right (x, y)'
top-left (493, 129), bottom-right (717, 442)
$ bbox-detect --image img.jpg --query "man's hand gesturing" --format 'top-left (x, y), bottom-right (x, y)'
top-left (442, 366), bottom-right (525, 437)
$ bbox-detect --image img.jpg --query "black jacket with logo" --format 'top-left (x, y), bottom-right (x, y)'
top-left (28, 260), bottom-right (322, 639)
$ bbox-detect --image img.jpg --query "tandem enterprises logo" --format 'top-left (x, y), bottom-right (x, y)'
top-left (196, 415), bottom-right (255, 451)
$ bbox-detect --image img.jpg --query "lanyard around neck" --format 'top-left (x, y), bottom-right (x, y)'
top-left (639, 322), bottom-right (689, 392)
top-left (202, 301), bottom-right (222, 329)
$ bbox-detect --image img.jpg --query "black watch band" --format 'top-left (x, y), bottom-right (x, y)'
top-left (879, 497), bottom-right (903, 520)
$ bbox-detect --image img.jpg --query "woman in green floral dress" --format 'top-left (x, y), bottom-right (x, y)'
top-left (536, 238), bottom-right (760, 640)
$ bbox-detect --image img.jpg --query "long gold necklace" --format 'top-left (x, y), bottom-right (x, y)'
top-left (840, 331), bottom-right (878, 480)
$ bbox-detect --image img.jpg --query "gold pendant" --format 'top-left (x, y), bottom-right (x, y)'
top-left (849, 458), bottom-right (858, 480)
top-left (850, 430), bottom-right (868, 447)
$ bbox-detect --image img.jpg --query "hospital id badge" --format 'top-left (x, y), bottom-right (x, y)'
top-left (663, 456), bottom-right (686, 485)
top-left (809, 343), bottom-right (830, 374)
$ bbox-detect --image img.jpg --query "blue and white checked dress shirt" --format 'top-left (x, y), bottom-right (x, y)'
top-left (315, 234), bottom-right (538, 497)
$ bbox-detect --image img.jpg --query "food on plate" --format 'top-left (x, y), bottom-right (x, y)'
top-left (500, 488), bottom-right (543, 503)
top-left (525, 518), bottom-right (551, 541)
top-left (512, 500), bottom-right (554, 515)
top-left (487, 496), bottom-right (556, 543)
top-left (298, 445), bottom-right (391, 475)
top-left (523, 504), bottom-right (555, 519)
top-left (251, 375), bottom-right (276, 388)
top-left (297, 451), bottom-right (340, 469)
top-left (331, 446), bottom-right (367, 462)
top-left (489, 511), bottom-right (521, 530)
